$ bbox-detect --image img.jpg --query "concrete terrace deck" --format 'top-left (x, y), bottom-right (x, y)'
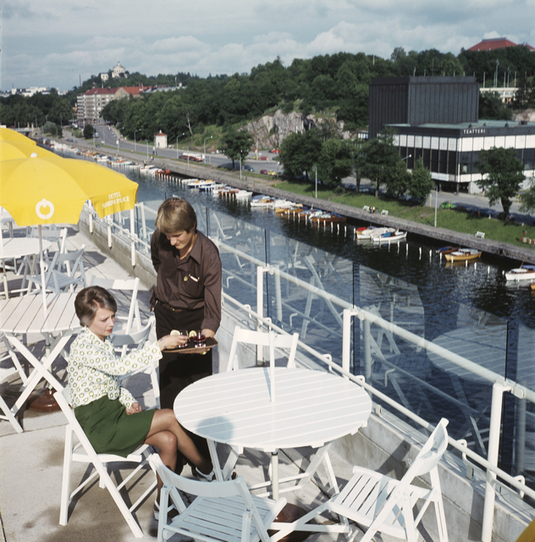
top-left (0, 226), bottom-right (360, 542)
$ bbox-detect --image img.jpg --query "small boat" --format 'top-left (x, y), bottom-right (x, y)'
top-left (250, 195), bottom-right (275, 208)
top-left (356, 226), bottom-right (389, 240)
top-left (372, 229), bottom-right (407, 243)
top-left (436, 246), bottom-right (459, 255)
top-left (273, 200), bottom-right (300, 213)
top-left (444, 248), bottom-right (482, 262)
top-left (504, 265), bottom-right (535, 282)
top-left (311, 212), bottom-right (347, 224)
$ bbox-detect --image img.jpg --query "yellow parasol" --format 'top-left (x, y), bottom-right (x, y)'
top-left (0, 154), bottom-right (138, 226)
top-left (0, 127), bottom-right (37, 144)
top-left (0, 154), bottom-right (138, 314)
top-left (0, 140), bottom-right (56, 162)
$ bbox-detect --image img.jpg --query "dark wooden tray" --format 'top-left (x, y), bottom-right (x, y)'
top-left (166, 337), bottom-right (218, 354)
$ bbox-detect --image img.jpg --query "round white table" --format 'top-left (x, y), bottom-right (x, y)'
top-left (174, 367), bottom-right (372, 498)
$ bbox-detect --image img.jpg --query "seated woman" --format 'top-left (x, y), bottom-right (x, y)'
top-left (68, 286), bottom-right (213, 518)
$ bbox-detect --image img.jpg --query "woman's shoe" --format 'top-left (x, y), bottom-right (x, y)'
top-left (194, 466), bottom-right (215, 481)
top-left (153, 500), bottom-right (179, 521)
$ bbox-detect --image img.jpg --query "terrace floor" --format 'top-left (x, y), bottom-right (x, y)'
top-left (0, 226), bottom-right (370, 542)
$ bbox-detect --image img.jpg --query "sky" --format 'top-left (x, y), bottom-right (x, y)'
top-left (2, 0), bottom-right (535, 92)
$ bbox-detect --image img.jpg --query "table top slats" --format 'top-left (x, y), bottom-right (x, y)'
top-left (175, 367), bottom-right (372, 451)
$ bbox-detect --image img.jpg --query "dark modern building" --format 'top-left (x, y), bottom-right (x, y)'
top-left (368, 76), bottom-right (535, 194)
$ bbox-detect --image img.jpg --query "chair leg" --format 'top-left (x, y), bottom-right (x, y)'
top-left (59, 426), bottom-right (74, 526)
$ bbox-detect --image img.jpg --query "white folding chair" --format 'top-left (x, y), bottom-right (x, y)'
top-left (54, 385), bottom-right (157, 539)
top-left (114, 316), bottom-right (160, 409)
top-left (277, 418), bottom-right (450, 542)
top-left (149, 454), bottom-right (287, 542)
top-left (27, 245), bottom-right (87, 294)
top-left (90, 276), bottom-right (142, 338)
top-left (0, 367), bottom-right (23, 433)
top-left (226, 327), bottom-right (299, 372)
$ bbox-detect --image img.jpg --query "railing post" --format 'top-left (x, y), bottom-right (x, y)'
top-left (342, 309), bottom-right (352, 373)
top-left (257, 266), bottom-right (269, 364)
top-left (130, 208), bottom-right (136, 267)
top-left (482, 381), bottom-right (509, 542)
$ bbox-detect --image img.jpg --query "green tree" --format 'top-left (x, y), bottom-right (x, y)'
top-left (280, 130), bottom-right (323, 181)
top-left (220, 127), bottom-right (254, 168)
top-left (83, 124), bottom-right (95, 139)
top-left (408, 157), bottom-right (434, 204)
top-left (384, 159), bottom-right (410, 200)
top-left (476, 147), bottom-right (525, 221)
top-left (362, 128), bottom-right (400, 197)
top-left (479, 92), bottom-right (512, 120)
top-left (316, 138), bottom-right (353, 188)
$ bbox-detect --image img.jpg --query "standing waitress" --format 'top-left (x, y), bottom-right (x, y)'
top-left (150, 197), bottom-right (222, 412)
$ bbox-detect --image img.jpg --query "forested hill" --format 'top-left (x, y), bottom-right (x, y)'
top-left (1, 46), bottom-right (534, 142)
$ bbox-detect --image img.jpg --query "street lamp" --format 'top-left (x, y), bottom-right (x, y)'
top-left (313, 165), bottom-right (318, 199)
top-left (204, 135), bottom-right (213, 163)
top-left (177, 132), bottom-right (185, 159)
top-left (134, 129), bottom-right (141, 152)
top-left (116, 139), bottom-right (119, 159)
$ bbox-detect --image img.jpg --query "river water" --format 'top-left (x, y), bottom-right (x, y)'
top-left (81, 160), bottom-right (535, 476)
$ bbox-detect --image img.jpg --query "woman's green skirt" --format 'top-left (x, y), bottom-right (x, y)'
top-left (75, 395), bottom-right (156, 457)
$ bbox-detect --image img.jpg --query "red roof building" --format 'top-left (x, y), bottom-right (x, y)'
top-left (469, 37), bottom-right (534, 51)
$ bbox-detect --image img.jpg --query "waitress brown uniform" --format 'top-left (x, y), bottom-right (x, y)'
top-left (150, 229), bottom-right (222, 409)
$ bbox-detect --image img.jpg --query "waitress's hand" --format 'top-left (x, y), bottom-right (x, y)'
top-left (126, 402), bottom-right (142, 415)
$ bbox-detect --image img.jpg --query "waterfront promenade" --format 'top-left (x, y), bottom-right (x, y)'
top-left (68, 136), bottom-right (535, 266)
top-left (0, 226), bottom-right (352, 542)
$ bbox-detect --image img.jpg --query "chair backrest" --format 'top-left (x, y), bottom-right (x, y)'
top-left (30, 226), bottom-right (68, 254)
top-left (149, 454), bottom-right (279, 542)
top-left (406, 417), bottom-right (449, 479)
top-left (114, 316), bottom-right (160, 409)
top-left (227, 327), bottom-right (299, 372)
top-left (37, 245), bottom-right (86, 293)
top-left (90, 276), bottom-right (141, 335)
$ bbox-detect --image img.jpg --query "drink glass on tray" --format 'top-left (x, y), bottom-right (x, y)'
top-left (170, 329), bottom-right (188, 348)
top-left (192, 330), bottom-right (206, 348)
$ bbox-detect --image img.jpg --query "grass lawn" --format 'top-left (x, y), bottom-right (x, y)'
top-left (274, 180), bottom-right (535, 249)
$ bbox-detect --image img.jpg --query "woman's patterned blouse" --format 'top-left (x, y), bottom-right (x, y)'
top-left (68, 327), bottom-right (162, 409)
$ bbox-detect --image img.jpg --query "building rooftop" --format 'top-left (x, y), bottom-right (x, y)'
top-left (468, 37), bottom-right (535, 52)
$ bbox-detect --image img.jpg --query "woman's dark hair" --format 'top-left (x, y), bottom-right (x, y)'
top-left (155, 197), bottom-right (197, 234)
top-left (75, 286), bottom-right (117, 327)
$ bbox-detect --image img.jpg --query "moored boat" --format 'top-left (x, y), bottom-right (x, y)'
top-left (356, 226), bottom-right (389, 240)
top-left (505, 264), bottom-right (535, 282)
top-left (311, 212), bottom-right (347, 224)
top-left (436, 246), bottom-right (459, 255)
top-left (444, 248), bottom-right (482, 262)
top-left (250, 195), bottom-right (275, 208)
top-left (372, 229), bottom-right (407, 243)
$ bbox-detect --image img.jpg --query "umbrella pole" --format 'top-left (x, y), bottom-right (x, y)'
top-left (38, 225), bottom-right (48, 317)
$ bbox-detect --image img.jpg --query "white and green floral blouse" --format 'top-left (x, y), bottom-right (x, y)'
top-left (68, 327), bottom-right (162, 409)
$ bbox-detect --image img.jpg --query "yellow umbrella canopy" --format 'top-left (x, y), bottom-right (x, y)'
top-left (0, 154), bottom-right (138, 226)
top-left (0, 140), bottom-right (56, 162)
top-left (0, 127), bottom-right (37, 144)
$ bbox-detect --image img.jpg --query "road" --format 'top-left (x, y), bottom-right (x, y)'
top-left (67, 126), bottom-right (533, 226)
top-left (88, 123), bottom-right (281, 177)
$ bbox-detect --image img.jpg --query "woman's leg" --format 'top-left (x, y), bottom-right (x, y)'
top-left (145, 409), bottom-right (212, 474)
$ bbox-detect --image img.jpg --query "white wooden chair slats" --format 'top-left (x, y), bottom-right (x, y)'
top-left (149, 454), bottom-right (287, 542)
top-left (55, 384), bottom-right (157, 539)
top-left (27, 245), bottom-right (87, 295)
top-left (227, 327), bottom-right (299, 372)
top-left (114, 316), bottom-right (160, 409)
top-left (273, 418), bottom-right (450, 542)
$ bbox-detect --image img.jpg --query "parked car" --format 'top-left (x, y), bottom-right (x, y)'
top-left (269, 149), bottom-right (281, 154)
top-left (259, 156), bottom-right (268, 161)
top-left (243, 165), bottom-right (255, 172)
top-left (268, 170), bottom-right (277, 176)
top-left (260, 169), bottom-right (269, 175)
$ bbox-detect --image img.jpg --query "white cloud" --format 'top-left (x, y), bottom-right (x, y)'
top-left (2, 0), bottom-right (534, 90)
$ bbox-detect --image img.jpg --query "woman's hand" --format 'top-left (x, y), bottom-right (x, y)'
top-left (126, 402), bottom-right (142, 415)
top-left (159, 333), bottom-right (188, 351)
